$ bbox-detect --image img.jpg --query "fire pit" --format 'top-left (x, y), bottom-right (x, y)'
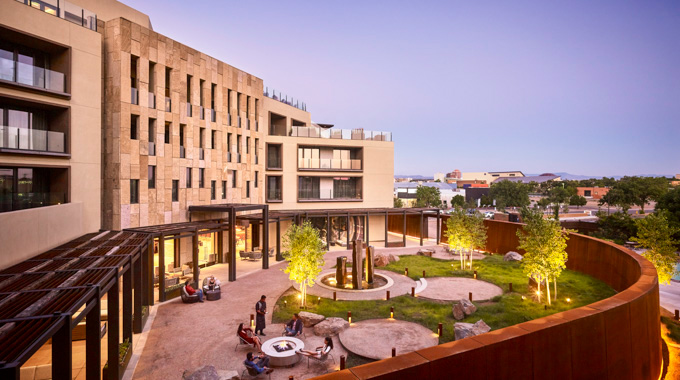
top-left (261, 337), bottom-right (304, 367)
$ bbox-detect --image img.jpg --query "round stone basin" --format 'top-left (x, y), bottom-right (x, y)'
top-left (261, 337), bottom-right (304, 367)
top-left (320, 273), bottom-right (388, 290)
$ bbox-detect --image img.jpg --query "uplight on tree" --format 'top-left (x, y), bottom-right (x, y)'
top-left (282, 221), bottom-right (326, 308)
top-left (631, 211), bottom-right (679, 285)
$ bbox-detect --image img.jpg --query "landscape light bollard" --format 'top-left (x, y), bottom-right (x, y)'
top-left (423, 270), bottom-right (426, 278)
top-left (474, 270), bottom-right (477, 279)
top-left (392, 347), bottom-right (396, 357)
top-left (386, 290), bottom-right (390, 301)
top-left (390, 306), bottom-right (394, 319)
top-left (438, 323), bottom-right (443, 337)
top-left (348, 311), bottom-right (352, 324)
top-left (333, 291), bottom-right (337, 301)
top-left (468, 292), bottom-right (472, 302)
top-left (676, 309), bottom-right (679, 321)
top-left (411, 287), bottom-right (415, 297)
top-left (317, 297), bottom-right (321, 305)
top-left (250, 314), bottom-right (254, 329)
top-left (340, 355), bottom-right (346, 370)
top-left (289, 377), bottom-right (294, 380)
top-left (544, 305), bottom-right (548, 310)
top-left (405, 267), bottom-right (408, 276)
top-left (509, 283), bottom-right (513, 292)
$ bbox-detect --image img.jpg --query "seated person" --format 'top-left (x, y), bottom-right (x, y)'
top-left (284, 313), bottom-right (303, 336)
top-left (204, 275), bottom-right (220, 291)
top-left (184, 280), bottom-right (204, 302)
top-left (237, 323), bottom-right (263, 351)
top-left (298, 337), bottom-right (333, 358)
top-left (244, 352), bottom-right (273, 375)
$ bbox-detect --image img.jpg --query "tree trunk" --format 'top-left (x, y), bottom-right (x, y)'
top-left (536, 275), bottom-right (541, 303)
top-left (301, 281), bottom-right (307, 308)
top-left (545, 275), bottom-right (551, 305)
top-left (459, 248), bottom-right (464, 270)
top-left (553, 277), bottom-right (557, 301)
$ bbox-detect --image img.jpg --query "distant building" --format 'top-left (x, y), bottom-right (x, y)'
top-left (671, 174), bottom-right (680, 186)
top-left (493, 173), bottom-right (560, 184)
top-left (434, 172), bottom-right (446, 182)
top-left (577, 187), bottom-right (610, 200)
top-left (394, 182), bottom-right (463, 208)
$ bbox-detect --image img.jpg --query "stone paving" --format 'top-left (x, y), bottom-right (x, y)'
top-left (418, 277), bottom-right (503, 302)
top-left (338, 319), bottom-right (440, 360)
top-left (295, 269), bottom-right (417, 301)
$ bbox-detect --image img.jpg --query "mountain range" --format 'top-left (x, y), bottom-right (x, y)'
top-left (395, 172), bottom-right (674, 180)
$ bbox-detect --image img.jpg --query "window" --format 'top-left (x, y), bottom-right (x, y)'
top-left (237, 135), bottom-right (242, 153)
top-left (199, 168), bottom-right (205, 188)
top-left (149, 62), bottom-right (156, 94)
top-left (164, 122), bottom-right (171, 144)
top-left (255, 171), bottom-right (259, 188)
top-left (0, 166), bottom-right (68, 212)
top-left (130, 179), bottom-right (139, 204)
top-left (231, 170), bottom-right (237, 188)
top-left (131, 56), bottom-right (138, 104)
top-left (186, 168), bottom-right (192, 188)
top-left (148, 118), bottom-right (155, 143)
top-left (266, 176), bottom-right (282, 201)
top-left (199, 79), bottom-right (205, 107)
top-left (211, 180), bottom-right (216, 200)
top-left (130, 115), bottom-right (139, 140)
top-left (210, 83), bottom-right (216, 110)
top-left (246, 181), bottom-right (250, 198)
top-left (148, 166), bottom-right (156, 189)
top-left (211, 130), bottom-right (217, 149)
top-left (227, 89), bottom-right (232, 112)
top-left (186, 75), bottom-right (192, 102)
top-left (199, 128), bottom-right (205, 148)
top-left (172, 180), bottom-right (178, 202)
top-left (179, 125), bottom-right (185, 146)
top-left (267, 144), bottom-right (282, 169)
top-left (227, 133), bottom-right (232, 152)
top-left (246, 137), bottom-right (250, 154)
top-left (221, 181), bottom-right (226, 199)
top-left (164, 67), bottom-right (171, 97)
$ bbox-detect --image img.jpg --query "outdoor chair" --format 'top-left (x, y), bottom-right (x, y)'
top-left (180, 286), bottom-right (200, 304)
top-left (239, 251), bottom-right (251, 260)
top-left (241, 363), bottom-right (270, 379)
top-left (250, 251), bottom-right (263, 260)
top-left (234, 334), bottom-right (257, 351)
top-left (307, 347), bottom-right (335, 370)
top-left (281, 324), bottom-right (305, 338)
top-left (268, 248), bottom-right (275, 257)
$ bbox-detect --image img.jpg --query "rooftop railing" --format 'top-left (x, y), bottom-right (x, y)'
top-left (263, 87), bottom-right (307, 111)
top-left (290, 126), bottom-right (392, 142)
top-left (16, 0), bottom-right (97, 31)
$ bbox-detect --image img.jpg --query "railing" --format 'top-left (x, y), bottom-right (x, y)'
top-left (210, 109), bottom-right (216, 122)
top-left (298, 158), bottom-right (361, 171)
top-left (236, 153), bottom-right (241, 163)
top-left (0, 126), bottom-right (65, 153)
top-left (246, 118), bottom-right (250, 130)
top-left (255, 155), bottom-right (259, 165)
top-left (165, 97), bottom-right (171, 112)
top-left (227, 113), bottom-right (232, 126)
top-left (0, 191), bottom-right (67, 213)
top-left (15, 0), bottom-right (97, 31)
top-left (148, 141), bottom-right (155, 156)
top-left (298, 189), bottom-right (362, 201)
top-left (199, 106), bottom-right (205, 120)
top-left (266, 188), bottom-right (282, 201)
top-left (148, 92), bottom-right (156, 109)
top-left (267, 156), bottom-right (282, 170)
top-left (131, 87), bottom-right (138, 105)
top-left (226, 152), bottom-right (232, 162)
top-left (255, 120), bottom-right (259, 132)
top-left (237, 116), bottom-right (241, 128)
top-left (199, 147), bottom-right (204, 160)
top-left (0, 57), bottom-right (66, 93)
top-left (186, 103), bottom-right (192, 117)
top-left (269, 124), bottom-right (287, 136)
top-left (291, 126), bottom-right (392, 142)
top-left (179, 145), bottom-right (185, 158)
top-left (263, 87), bottom-right (307, 111)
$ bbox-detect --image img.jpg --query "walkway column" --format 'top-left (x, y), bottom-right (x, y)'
top-left (229, 208), bottom-right (237, 281)
top-left (420, 210), bottom-right (424, 246)
top-left (384, 212), bottom-right (389, 247)
top-left (133, 252), bottom-right (142, 333)
top-left (366, 212), bottom-right (370, 245)
top-left (52, 314), bottom-right (72, 380)
top-left (158, 235), bottom-right (166, 302)
top-left (346, 212), bottom-right (351, 248)
top-left (326, 212), bottom-right (331, 251)
top-left (218, 219), bottom-right (224, 264)
top-left (145, 242), bottom-right (153, 306)
top-left (86, 290), bottom-right (101, 380)
top-left (402, 210), bottom-right (407, 247)
top-left (436, 210), bottom-right (441, 245)
top-left (192, 230), bottom-right (199, 285)
top-left (263, 205), bottom-right (269, 269)
top-left (123, 257), bottom-right (133, 343)
top-left (276, 219), bottom-right (282, 261)
top-left (107, 277), bottom-right (120, 380)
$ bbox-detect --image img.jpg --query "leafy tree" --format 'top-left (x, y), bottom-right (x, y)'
top-left (593, 211), bottom-right (637, 245)
top-left (393, 197), bottom-right (404, 208)
top-left (415, 186), bottom-right (442, 208)
top-left (465, 211), bottom-right (488, 269)
top-left (479, 194), bottom-right (494, 207)
top-left (599, 188), bottom-right (634, 214)
top-left (445, 208), bottom-right (470, 269)
top-left (547, 186), bottom-right (574, 220)
top-left (631, 212), bottom-right (679, 285)
top-left (536, 197), bottom-right (551, 212)
top-left (657, 187), bottom-right (680, 227)
top-left (489, 181), bottom-right (530, 211)
top-left (614, 176), bottom-right (668, 214)
top-left (569, 195), bottom-right (588, 208)
top-left (517, 208), bottom-right (569, 305)
top-left (282, 221), bottom-right (326, 307)
top-left (451, 194), bottom-right (465, 208)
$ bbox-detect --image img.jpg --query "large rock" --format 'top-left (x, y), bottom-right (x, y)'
top-left (298, 311), bottom-right (325, 327)
top-left (417, 249), bottom-right (434, 257)
top-left (503, 251), bottom-right (523, 261)
top-left (452, 299), bottom-right (477, 320)
top-left (183, 366), bottom-right (239, 380)
top-left (374, 254), bottom-right (391, 267)
top-left (388, 254), bottom-right (400, 263)
top-left (454, 320), bottom-right (491, 340)
top-left (314, 317), bottom-right (349, 337)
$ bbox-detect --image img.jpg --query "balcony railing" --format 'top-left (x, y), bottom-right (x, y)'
top-left (179, 145), bottom-right (185, 158)
top-left (0, 126), bottom-right (65, 153)
top-left (199, 147), bottom-right (204, 160)
top-left (199, 106), bottom-right (205, 120)
top-left (255, 120), bottom-right (259, 132)
top-left (255, 155), bottom-right (259, 165)
top-left (165, 97), bottom-right (171, 112)
top-left (131, 87), bottom-right (138, 105)
top-left (298, 189), bottom-right (362, 201)
top-left (210, 109), bottom-right (216, 122)
top-left (236, 153), bottom-right (241, 163)
top-left (186, 103), bottom-right (192, 117)
top-left (227, 152), bottom-right (232, 162)
top-left (269, 125), bottom-right (287, 136)
top-left (0, 57), bottom-right (66, 93)
top-left (263, 87), bottom-right (307, 111)
top-left (148, 92), bottom-right (156, 109)
top-left (0, 191), bottom-right (67, 213)
top-left (267, 157), bottom-right (282, 170)
top-left (15, 0), bottom-right (97, 31)
top-left (237, 116), bottom-right (241, 128)
top-left (246, 118), bottom-right (250, 130)
top-left (298, 158), bottom-right (362, 171)
top-left (149, 141), bottom-right (155, 156)
top-left (291, 127), bottom-right (392, 142)
top-left (267, 188), bottom-right (282, 202)
top-left (227, 113), bottom-right (232, 126)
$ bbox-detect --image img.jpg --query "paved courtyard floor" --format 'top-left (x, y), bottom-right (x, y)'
top-left (418, 277), bottom-right (503, 302)
top-left (339, 319), bottom-right (439, 360)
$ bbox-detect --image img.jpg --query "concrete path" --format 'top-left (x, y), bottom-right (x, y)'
top-left (418, 277), bottom-right (503, 302)
top-left (660, 282), bottom-right (680, 314)
top-left (339, 319), bottom-right (439, 360)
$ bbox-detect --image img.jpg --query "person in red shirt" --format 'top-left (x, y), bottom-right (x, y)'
top-left (237, 323), bottom-right (262, 350)
top-left (184, 280), bottom-right (204, 302)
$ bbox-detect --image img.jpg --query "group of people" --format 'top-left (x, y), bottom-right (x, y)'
top-left (183, 275), bottom-right (220, 303)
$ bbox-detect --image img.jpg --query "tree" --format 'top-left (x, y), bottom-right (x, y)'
top-left (445, 208), bottom-right (469, 269)
top-left (594, 211), bottom-right (637, 245)
top-left (657, 187), bottom-right (680, 227)
top-left (451, 194), bottom-right (465, 208)
top-left (613, 176), bottom-right (668, 214)
top-left (393, 197), bottom-right (404, 208)
top-left (599, 188), bottom-right (634, 214)
top-left (415, 186), bottom-right (442, 208)
top-left (465, 212), bottom-right (487, 269)
top-left (547, 186), bottom-right (574, 220)
top-left (517, 208), bottom-right (569, 305)
top-left (489, 181), bottom-right (530, 211)
top-left (282, 221), bottom-right (326, 307)
top-left (536, 197), bottom-right (551, 212)
top-left (631, 212), bottom-right (679, 285)
top-left (569, 195), bottom-right (587, 209)
top-left (479, 194), bottom-right (494, 207)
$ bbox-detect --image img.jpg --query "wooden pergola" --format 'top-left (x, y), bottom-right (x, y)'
top-left (0, 231), bottom-right (149, 380)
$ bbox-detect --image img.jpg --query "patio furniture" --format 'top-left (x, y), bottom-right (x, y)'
top-left (180, 286), bottom-right (200, 304)
top-left (241, 363), bottom-right (270, 379)
top-left (250, 251), bottom-right (263, 260)
top-left (239, 251), bottom-right (251, 260)
top-left (205, 289), bottom-right (221, 301)
top-left (307, 348), bottom-right (335, 370)
top-left (268, 248), bottom-right (275, 257)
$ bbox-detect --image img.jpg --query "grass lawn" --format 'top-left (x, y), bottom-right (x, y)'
top-left (273, 254), bottom-right (616, 366)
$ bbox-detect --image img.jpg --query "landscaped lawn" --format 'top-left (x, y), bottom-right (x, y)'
top-left (273, 253), bottom-right (616, 366)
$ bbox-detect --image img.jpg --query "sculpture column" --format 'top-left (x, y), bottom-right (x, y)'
top-left (352, 239), bottom-right (363, 290)
top-left (336, 256), bottom-right (347, 287)
top-left (366, 245), bottom-right (374, 284)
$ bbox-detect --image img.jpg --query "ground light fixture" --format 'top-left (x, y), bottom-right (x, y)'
top-left (438, 323), bottom-right (443, 337)
top-left (250, 314), bottom-right (254, 329)
top-left (566, 298), bottom-right (571, 303)
top-left (405, 267), bottom-right (408, 276)
top-left (521, 295), bottom-right (526, 301)
top-left (333, 291), bottom-right (337, 301)
top-left (411, 287), bottom-right (415, 297)
top-left (386, 290), bottom-right (390, 300)
top-left (474, 270), bottom-right (477, 279)
top-left (422, 270), bottom-right (426, 277)
top-left (390, 306), bottom-right (394, 319)
top-left (347, 311), bottom-right (352, 324)
top-left (317, 297), bottom-right (321, 305)
top-left (392, 347), bottom-right (396, 357)
top-left (340, 355), bottom-right (346, 370)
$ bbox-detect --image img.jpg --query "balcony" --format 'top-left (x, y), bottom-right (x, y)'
top-left (15, 0), bottom-right (97, 31)
top-left (0, 126), bottom-right (65, 154)
top-left (227, 113), bottom-right (232, 126)
top-left (246, 118), bottom-right (250, 130)
top-left (298, 158), bottom-right (362, 171)
top-left (236, 153), bottom-right (241, 163)
top-left (255, 155), bottom-right (259, 165)
top-left (149, 141), bottom-right (155, 156)
top-left (298, 189), bottom-right (362, 201)
top-left (255, 120), bottom-right (259, 132)
top-left (179, 145), bottom-right (185, 158)
top-left (165, 97), bottom-right (171, 112)
top-left (227, 152), bottom-right (232, 162)
top-left (1, 191), bottom-right (67, 213)
top-left (131, 87), bottom-right (139, 105)
top-left (0, 57), bottom-right (66, 93)
top-left (186, 103), bottom-right (192, 117)
top-left (237, 116), bottom-right (241, 128)
top-left (148, 92), bottom-right (156, 109)
top-left (269, 124), bottom-right (287, 136)
top-left (291, 126), bottom-right (392, 141)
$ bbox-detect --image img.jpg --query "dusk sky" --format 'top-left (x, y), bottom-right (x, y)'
top-left (125, 0), bottom-right (679, 177)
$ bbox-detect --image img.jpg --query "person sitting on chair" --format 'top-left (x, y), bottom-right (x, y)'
top-left (184, 280), bottom-right (203, 302)
top-left (206, 275), bottom-right (220, 291)
top-left (237, 323), bottom-right (263, 350)
top-left (298, 337), bottom-right (333, 358)
top-left (244, 352), bottom-right (273, 375)
top-left (284, 313), bottom-right (303, 336)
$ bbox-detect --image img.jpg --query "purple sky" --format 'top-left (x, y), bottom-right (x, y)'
top-left (124, 0), bottom-right (679, 177)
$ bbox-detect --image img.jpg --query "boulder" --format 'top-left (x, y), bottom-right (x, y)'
top-left (374, 255), bottom-right (391, 267)
top-left (183, 366), bottom-right (239, 380)
top-left (313, 317), bottom-right (349, 337)
top-left (459, 298), bottom-right (477, 316)
top-left (454, 320), bottom-right (491, 340)
top-left (417, 249), bottom-right (434, 257)
top-left (503, 251), bottom-right (523, 261)
top-left (388, 254), bottom-right (400, 263)
top-left (452, 303), bottom-right (465, 320)
top-left (298, 311), bottom-right (325, 327)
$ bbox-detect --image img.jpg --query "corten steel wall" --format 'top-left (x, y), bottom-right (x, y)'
top-left (387, 214), bottom-right (425, 238)
top-left (315, 219), bottom-right (662, 380)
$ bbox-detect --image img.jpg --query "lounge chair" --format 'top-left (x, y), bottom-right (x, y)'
top-left (241, 363), bottom-right (270, 379)
top-left (180, 286), bottom-right (200, 304)
top-left (234, 333), bottom-right (257, 351)
top-left (250, 251), bottom-right (263, 260)
top-left (307, 346), bottom-right (335, 370)
top-left (239, 251), bottom-right (251, 260)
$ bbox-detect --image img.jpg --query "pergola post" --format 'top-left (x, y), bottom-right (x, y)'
top-left (192, 230), bottom-right (199, 285)
top-left (86, 290), bottom-right (101, 380)
top-left (436, 209), bottom-right (441, 245)
top-left (107, 276), bottom-right (120, 380)
top-left (229, 208), bottom-right (237, 281)
top-left (326, 212), bottom-right (331, 251)
top-left (402, 210), bottom-right (407, 247)
top-left (366, 212), bottom-right (370, 245)
top-left (52, 314), bottom-right (72, 380)
top-left (384, 212), bottom-right (389, 247)
top-left (346, 212), bottom-right (351, 248)
top-left (276, 219), bottom-right (282, 261)
top-left (218, 219), bottom-right (224, 264)
top-left (420, 210), bottom-right (424, 246)
top-left (123, 258), bottom-right (133, 343)
top-left (263, 205), bottom-right (269, 269)
top-left (158, 235), bottom-right (166, 302)
top-left (145, 242), bottom-right (153, 306)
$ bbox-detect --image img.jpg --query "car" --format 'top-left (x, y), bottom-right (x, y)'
top-left (484, 211), bottom-right (495, 219)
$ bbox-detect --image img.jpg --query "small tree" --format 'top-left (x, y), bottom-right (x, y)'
top-left (393, 197), bottom-right (404, 208)
top-left (445, 207), bottom-right (469, 269)
top-left (569, 195), bottom-right (587, 209)
top-left (415, 186), bottom-right (442, 208)
top-left (465, 212), bottom-right (487, 269)
top-left (451, 194), bottom-right (465, 208)
top-left (282, 221), bottom-right (326, 308)
top-left (489, 181), bottom-right (530, 211)
top-left (631, 212), bottom-right (679, 285)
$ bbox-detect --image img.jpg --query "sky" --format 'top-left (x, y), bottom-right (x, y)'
top-left (124, 0), bottom-right (679, 177)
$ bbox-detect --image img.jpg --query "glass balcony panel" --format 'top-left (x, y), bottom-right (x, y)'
top-left (148, 141), bottom-right (156, 156)
top-left (0, 57), bottom-right (14, 82)
top-left (210, 109), bottom-right (216, 122)
top-left (47, 130), bottom-right (64, 152)
top-left (165, 97), bottom-right (171, 112)
top-left (148, 92), bottom-right (156, 108)
top-left (186, 103), bottom-right (192, 117)
top-left (180, 145), bottom-right (185, 158)
top-left (131, 87), bottom-right (138, 105)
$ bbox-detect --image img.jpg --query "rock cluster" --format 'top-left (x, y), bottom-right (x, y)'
top-left (417, 249), bottom-right (434, 257)
top-left (182, 365), bottom-right (239, 380)
top-left (374, 253), bottom-right (400, 267)
top-left (452, 298), bottom-right (477, 320)
top-left (454, 320), bottom-right (491, 340)
top-left (298, 311), bottom-right (325, 327)
top-left (503, 251), bottom-right (523, 261)
top-left (314, 317), bottom-right (350, 337)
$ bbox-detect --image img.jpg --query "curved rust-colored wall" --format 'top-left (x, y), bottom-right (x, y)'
top-left (316, 220), bottom-right (661, 380)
